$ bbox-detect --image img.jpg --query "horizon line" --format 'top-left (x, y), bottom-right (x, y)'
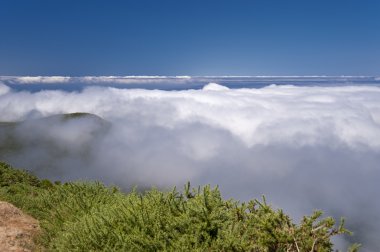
top-left (1, 75), bottom-right (378, 78)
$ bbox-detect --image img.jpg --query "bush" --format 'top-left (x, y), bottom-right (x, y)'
top-left (0, 162), bottom-right (359, 251)
top-left (0, 161), bottom-right (41, 187)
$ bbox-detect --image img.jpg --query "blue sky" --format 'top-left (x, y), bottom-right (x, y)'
top-left (1, 0), bottom-right (379, 76)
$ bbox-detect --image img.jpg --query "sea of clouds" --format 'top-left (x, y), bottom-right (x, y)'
top-left (1, 81), bottom-right (380, 250)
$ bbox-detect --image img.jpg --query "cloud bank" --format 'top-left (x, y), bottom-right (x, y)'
top-left (0, 76), bottom-right (193, 85)
top-left (1, 83), bottom-right (380, 250)
top-left (1, 75), bottom-right (379, 87)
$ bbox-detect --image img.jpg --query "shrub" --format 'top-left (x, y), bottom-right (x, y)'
top-left (0, 162), bottom-right (359, 251)
top-left (0, 161), bottom-right (41, 187)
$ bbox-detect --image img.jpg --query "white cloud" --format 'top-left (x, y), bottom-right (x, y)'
top-left (202, 83), bottom-right (230, 91)
top-left (0, 76), bottom-right (192, 85)
top-left (12, 76), bottom-right (71, 84)
top-left (1, 84), bottom-right (380, 149)
top-left (0, 83), bottom-right (10, 95)
top-left (79, 76), bottom-right (193, 84)
top-left (1, 76), bottom-right (378, 91)
top-left (1, 83), bottom-right (380, 250)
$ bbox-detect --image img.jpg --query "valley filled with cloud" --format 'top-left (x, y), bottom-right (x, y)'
top-left (1, 82), bottom-right (380, 249)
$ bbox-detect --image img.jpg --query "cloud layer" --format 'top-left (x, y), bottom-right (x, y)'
top-left (1, 83), bottom-right (380, 250)
top-left (1, 75), bottom-right (378, 86)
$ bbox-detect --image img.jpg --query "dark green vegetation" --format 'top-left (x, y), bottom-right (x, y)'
top-left (0, 162), bottom-right (360, 251)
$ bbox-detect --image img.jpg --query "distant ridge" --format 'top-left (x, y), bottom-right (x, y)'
top-left (0, 112), bottom-right (108, 125)
top-left (0, 112), bottom-right (111, 166)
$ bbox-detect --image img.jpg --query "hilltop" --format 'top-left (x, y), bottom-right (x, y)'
top-left (0, 112), bottom-right (110, 175)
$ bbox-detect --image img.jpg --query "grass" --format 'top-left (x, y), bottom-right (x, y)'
top-left (0, 161), bottom-right (360, 251)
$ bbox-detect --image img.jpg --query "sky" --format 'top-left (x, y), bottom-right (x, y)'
top-left (1, 0), bottom-right (379, 76)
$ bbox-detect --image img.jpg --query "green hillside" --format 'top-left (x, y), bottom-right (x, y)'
top-left (0, 161), bottom-right (359, 251)
top-left (0, 113), bottom-right (110, 170)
